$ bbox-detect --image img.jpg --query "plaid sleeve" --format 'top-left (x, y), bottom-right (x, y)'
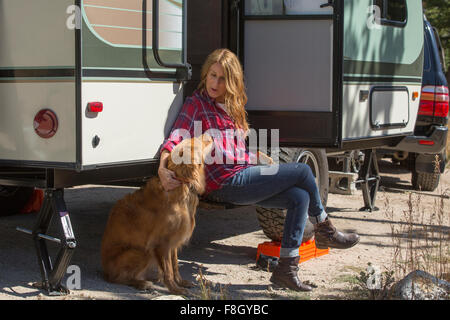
top-left (159, 97), bottom-right (198, 155)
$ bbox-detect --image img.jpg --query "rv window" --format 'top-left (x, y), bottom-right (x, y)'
top-left (244, 0), bottom-right (333, 16)
top-left (423, 33), bottom-right (431, 72)
top-left (82, 0), bottom-right (185, 78)
top-left (245, 0), bottom-right (284, 15)
top-left (432, 27), bottom-right (447, 72)
top-left (374, 0), bottom-right (407, 27)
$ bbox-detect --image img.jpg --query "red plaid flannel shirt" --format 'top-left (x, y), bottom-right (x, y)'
top-left (160, 90), bottom-right (257, 195)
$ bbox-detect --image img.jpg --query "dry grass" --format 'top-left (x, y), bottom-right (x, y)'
top-left (354, 157), bottom-right (449, 299)
top-left (194, 265), bottom-right (230, 300)
top-left (385, 159), bottom-right (449, 282)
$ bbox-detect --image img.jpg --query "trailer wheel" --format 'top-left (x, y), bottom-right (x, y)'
top-left (0, 186), bottom-right (34, 216)
top-left (256, 148), bottom-right (329, 243)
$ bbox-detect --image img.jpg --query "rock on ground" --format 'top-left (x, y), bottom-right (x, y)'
top-left (391, 270), bottom-right (450, 300)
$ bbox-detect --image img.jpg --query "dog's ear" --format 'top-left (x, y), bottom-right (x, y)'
top-left (200, 133), bottom-right (214, 159)
top-left (171, 139), bottom-right (192, 165)
top-left (201, 133), bottom-right (214, 144)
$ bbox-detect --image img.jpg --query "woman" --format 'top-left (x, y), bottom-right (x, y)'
top-left (158, 49), bottom-right (359, 292)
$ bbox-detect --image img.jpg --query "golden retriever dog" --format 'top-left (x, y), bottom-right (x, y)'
top-left (101, 134), bottom-right (213, 294)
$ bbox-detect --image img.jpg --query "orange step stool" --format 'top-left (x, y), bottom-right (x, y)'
top-left (256, 240), bottom-right (329, 264)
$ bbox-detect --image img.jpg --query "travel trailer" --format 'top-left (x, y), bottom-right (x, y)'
top-left (0, 0), bottom-right (424, 294)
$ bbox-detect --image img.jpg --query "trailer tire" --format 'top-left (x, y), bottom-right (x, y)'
top-left (256, 148), bottom-right (328, 243)
top-left (0, 186), bottom-right (34, 216)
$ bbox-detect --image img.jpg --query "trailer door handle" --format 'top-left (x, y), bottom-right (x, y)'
top-left (142, 0), bottom-right (192, 81)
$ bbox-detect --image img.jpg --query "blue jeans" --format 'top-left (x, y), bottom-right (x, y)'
top-left (206, 163), bottom-right (327, 257)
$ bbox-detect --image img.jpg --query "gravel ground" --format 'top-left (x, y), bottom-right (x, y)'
top-left (0, 159), bottom-right (448, 300)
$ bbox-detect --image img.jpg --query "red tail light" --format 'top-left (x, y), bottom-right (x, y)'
top-left (418, 85), bottom-right (449, 118)
top-left (33, 109), bottom-right (58, 139)
top-left (419, 140), bottom-right (435, 146)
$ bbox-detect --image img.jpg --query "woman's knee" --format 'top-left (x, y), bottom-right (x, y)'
top-left (297, 163), bottom-right (314, 180)
top-left (285, 187), bottom-right (310, 209)
top-left (286, 163), bottom-right (318, 191)
top-left (281, 162), bottom-right (314, 181)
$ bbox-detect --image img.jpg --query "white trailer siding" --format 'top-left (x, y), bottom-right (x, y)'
top-left (342, 84), bottom-right (422, 140)
top-left (0, 0), bottom-right (75, 68)
top-left (0, 0), bottom-right (77, 164)
top-left (80, 81), bottom-right (183, 166)
top-left (0, 82), bottom-right (76, 163)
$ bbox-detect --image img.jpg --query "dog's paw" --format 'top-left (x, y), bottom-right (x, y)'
top-left (168, 285), bottom-right (188, 296)
top-left (177, 279), bottom-right (194, 288)
top-left (133, 280), bottom-right (154, 292)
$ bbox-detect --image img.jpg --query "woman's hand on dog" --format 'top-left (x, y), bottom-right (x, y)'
top-left (159, 151), bottom-right (181, 191)
top-left (158, 167), bottom-right (181, 191)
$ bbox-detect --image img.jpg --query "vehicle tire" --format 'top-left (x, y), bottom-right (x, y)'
top-left (292, 148), bottom-right (329, 206)
top-left (256, 206), bottom-right (315, 243)
top-left (256, 148), bottom-right (329, 243)
top-left (0, 186), bottom-right (34, 216)
top-left (411, 171), bottom-right (440, 191)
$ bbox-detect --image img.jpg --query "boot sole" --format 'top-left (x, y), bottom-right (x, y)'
top-left (269, 276), bottom-right (313, 292)
top-left (316, 236), bottom-right (360, 250)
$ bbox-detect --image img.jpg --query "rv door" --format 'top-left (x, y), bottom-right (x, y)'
top-left (80, 0), bottom-right (189, 168)
top-left (241, 0), bottom-right (338, 148)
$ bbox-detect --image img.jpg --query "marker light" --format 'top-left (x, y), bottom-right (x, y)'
top-left (87, 102), bottom-right (103, 113)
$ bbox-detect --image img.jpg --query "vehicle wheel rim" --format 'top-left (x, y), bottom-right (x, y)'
top-left (296, 150), bottom-right (320, 186)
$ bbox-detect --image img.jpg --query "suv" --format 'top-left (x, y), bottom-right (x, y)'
top-left (381, 16), bottom-right (449, 191)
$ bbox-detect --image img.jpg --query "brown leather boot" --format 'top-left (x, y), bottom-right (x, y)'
top-left (269, 256), bottom-right (313, 292)
top-left (314, 218), bottom-right (360, 249)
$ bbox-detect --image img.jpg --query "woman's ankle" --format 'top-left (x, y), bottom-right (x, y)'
top-left (309, 210), bottom-right (328, 225)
